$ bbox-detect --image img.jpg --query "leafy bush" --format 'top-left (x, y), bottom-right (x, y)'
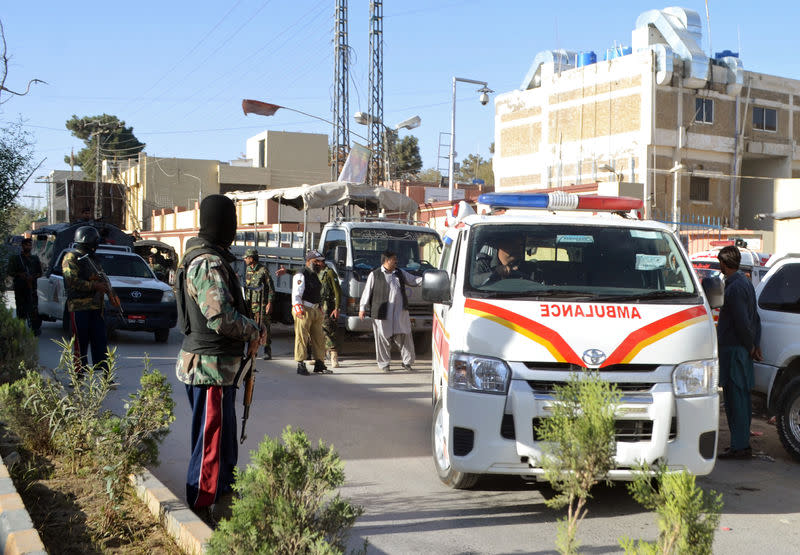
top-left (620, 466), bottom-right (723, 555)
top-left (0, 338), bottom-right (174, 502)
top-left (0, 300), bottom-right (37, 384)
top-left (209, 427), bottom-right (365, 555)
top-left (535, 372), bottom-right (621, 555)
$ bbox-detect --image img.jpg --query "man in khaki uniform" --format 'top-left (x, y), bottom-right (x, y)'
top-left (291, 250), bottom-right (331, 376)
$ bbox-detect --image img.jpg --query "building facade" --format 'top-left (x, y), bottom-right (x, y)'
top-left (494, 6), bottom-right (800, 229)
top-left (114, 130), bottom-right (330, 231)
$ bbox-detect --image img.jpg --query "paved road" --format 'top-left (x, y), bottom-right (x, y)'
top-left (28, 314), bottom-right (800, 554)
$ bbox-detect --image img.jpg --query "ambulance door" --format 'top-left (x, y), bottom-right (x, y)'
top-left (433, 231), bottom-right (462, 396)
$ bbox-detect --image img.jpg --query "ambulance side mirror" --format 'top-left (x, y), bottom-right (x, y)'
top-left (422, 269), bottom-right (452, 305)
top-left (702, 276), bottom-right (724, 309)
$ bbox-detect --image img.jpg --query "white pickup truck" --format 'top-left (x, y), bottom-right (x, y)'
top-left (37, 245), bottom-right (177, 342)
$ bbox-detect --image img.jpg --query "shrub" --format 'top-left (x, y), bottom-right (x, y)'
top-left (0, 300), bottom-right (37, 384)
top-left (0, 338), bottom-right (175, 503)
top-left (620, 466), bottom-right (723, 555)
top-left (209, 426), bottom-right (365, 555)
top-left (535, 372), bottom-right (621, 555)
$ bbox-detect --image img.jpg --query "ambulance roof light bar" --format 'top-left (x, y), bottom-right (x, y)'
top-left (478, 192), bottom-right (644, 213)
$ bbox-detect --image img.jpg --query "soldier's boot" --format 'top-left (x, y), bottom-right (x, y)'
top-left (313, 360), bottom-right (332, 374)
top-left (330, 350), bottom-right (339, 368)
top-left (297, 362), bottom-right (310, 376)
top-left (262, 347), bottom-right (271, 360)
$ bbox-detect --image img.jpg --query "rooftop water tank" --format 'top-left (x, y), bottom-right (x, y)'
top-left (605, 46), bottom-right (632, 60)
top-left (577, 51), bottom-right (597, 67)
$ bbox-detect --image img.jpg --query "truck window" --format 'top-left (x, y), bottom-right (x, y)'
top-left (95, 253), bottom-right (155, 279)
top-left (465, 224), bottom-right (697, 300)
top-left (321, 229), bottom-right (346, 261)
top-left (350, 228), bottom-right (442, 276)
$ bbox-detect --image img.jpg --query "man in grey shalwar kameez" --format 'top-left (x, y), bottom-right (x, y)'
top-left (359, 250), bottom-right (422, 372)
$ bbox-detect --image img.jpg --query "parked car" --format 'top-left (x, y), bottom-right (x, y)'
top-left (752, 253), bottom-right (800, 460)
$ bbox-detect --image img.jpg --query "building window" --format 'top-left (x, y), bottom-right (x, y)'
top-left (753, 107), bottom-right (777, 131)
top-left (55, 183), bottom-right (66, 196)
top-left (56, 209), bottom-right (67, 222)
top-left (694, 98), bottom-right (713, 124)
top-left (689, 176), bottom-right (710, 202)
top-left (258, 139), bottom-right (266, 168)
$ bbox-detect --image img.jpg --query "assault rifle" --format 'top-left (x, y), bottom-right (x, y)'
top-left (239, 283), bottom-right (264, 444)
top-left (79, 253), bottom-right (124, 316)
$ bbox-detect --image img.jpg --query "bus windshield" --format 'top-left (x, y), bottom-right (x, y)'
top-left (351, 227), bottom-right (442, 277)
top-left (465, 223), bottom-right (699, 301)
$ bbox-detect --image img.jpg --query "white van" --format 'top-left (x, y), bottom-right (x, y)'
top-left (423, 193), bottom-right (723, 488)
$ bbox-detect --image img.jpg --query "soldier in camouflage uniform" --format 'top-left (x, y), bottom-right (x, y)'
top-left (318, 261), bottom-right (342, 368)
top-left (62, 226), bottom-right (111, 375)
top-left (175, 195), bottom-right (265, 514)
top-left (244, 248), bottom-right (275, 360)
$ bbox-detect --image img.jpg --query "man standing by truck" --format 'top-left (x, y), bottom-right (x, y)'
top-left (359, 250), bottom-right (422, 372)
top-left (244, 248), bottom-right (275, 360)
top-left (717, 245), bottom-right (762, 459)
top-left (8, 237), bottom-right (43, 336)
top-left (63, 226), bottom-right (110, 375)
top-left (175, 194), bottom-right (265, 515)
top-left (319, 260), bottom-right (342, 368)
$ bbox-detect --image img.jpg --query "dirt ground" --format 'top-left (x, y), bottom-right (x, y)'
top-left (0, 425), bottom-right (183, 555)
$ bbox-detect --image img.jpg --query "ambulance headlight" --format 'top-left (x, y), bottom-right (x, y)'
top-left (449, 353), bottom-right (511, 394)
top-left (672, 359), bottom-right (718, 397)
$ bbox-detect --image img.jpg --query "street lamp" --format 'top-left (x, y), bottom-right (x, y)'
top-left (353, 112), bottom-right (421, 182)
top-left (669, 162), bottom-right (686, 230)
top-left (449, 77), bottom-right (493, 202)
top-left (599, 163), bottom-right (623, 183)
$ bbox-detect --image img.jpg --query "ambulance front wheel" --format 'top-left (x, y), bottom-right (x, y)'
top-left (432, 399), bottom-right (479, 489)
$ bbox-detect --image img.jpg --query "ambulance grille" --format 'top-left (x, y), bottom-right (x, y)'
top-left (533, 418), bottom-right (659, 443)
top-left (523, 362), bottom-right (660, 372)
top-left (527, 381), bottom-right (655, 394)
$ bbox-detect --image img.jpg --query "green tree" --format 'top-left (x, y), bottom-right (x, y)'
top-left (415, 167), bottom-right (443, 184)
top-left (65, 114), bottom-right (145, 181)
top-left (536, 372), bottom-right (621, 555)
top-left (456, 152), bottom-right (494, 186)
top-left (391, 134), bottom-right (422, 180)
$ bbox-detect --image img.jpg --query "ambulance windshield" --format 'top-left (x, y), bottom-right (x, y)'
top-left (465, 224), bottom-right (698, 301)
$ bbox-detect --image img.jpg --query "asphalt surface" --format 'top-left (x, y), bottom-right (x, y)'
top-left (24, 309), bottom-right (800, 554)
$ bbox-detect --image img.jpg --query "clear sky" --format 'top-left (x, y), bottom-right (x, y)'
top-left (3, 0), bottom-right (800, 207)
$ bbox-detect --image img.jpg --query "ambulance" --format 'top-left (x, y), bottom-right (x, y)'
top-left (422, 192), bottom-right (724, 488)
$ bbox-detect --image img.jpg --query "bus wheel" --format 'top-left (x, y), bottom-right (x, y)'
top-left (432, 399), bottom-right (478, 489)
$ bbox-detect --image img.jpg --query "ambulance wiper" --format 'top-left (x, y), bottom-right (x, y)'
top-left (600, 290), bottom-right (698, 302)
top-left (532, 289), bottom-right (599, 300)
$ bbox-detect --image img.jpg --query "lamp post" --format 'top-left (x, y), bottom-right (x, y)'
top-left (448, 77), bottom-right (493, 202)
top-left (669, 162), bottom-right (686, 231)
top-left (354, 112), bottom-right (421, 183)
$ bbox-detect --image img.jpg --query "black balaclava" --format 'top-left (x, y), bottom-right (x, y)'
top-left (199, 194), bottom-right (237, 248)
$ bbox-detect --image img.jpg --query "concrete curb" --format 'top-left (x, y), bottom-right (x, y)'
top-left (129, 470), bottom-right (212, 555)
top-left (0, 456), bottom-right (47, 555)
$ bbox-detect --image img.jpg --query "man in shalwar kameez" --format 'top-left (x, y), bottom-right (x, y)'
top-left (359, 250), bottom-right (422, 372)
top-left (716, 245), bottom-right (762, 459)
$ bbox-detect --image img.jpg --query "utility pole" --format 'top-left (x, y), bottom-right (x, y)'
top-left (332, 0), bottom-right (350, 182)
top-left (367, 0), bottom-right (384, 186)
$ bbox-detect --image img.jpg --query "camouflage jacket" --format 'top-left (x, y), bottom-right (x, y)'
top-left (319, 266), bottom-right (341, 313)
top-left (175, 251), bottom-right (261, 386)
top-left (62, 251), bottom-right (104, 311)
top-left (245, 262), bottom-right (275, 308)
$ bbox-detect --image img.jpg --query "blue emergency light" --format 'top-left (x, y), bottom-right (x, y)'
top-left (478, 192), bottom-right (643, 212)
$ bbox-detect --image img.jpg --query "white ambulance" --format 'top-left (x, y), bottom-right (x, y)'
top-left (422, 192), bottom-right (723, 488)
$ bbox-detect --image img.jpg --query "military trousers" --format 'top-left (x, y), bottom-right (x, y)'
top-left (70, 309), bottom-right (108, 375)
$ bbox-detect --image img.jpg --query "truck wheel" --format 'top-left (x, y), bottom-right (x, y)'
top-left (432, 399), bottom-right (479, 489)
top-left (154, 328), bottom-right (170, 343)
top-left (414, 331), bottom-right (432, 355)
top-left (776, 377), bottom-right (800, 461)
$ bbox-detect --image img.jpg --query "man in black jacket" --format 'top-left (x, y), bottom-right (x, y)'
top-left (716, 245), bottom-right (762, 459)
